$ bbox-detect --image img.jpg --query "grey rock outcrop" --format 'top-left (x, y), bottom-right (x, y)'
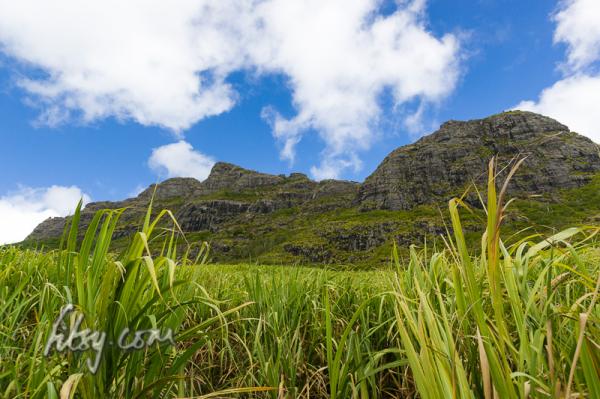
top-left (197, 162), bottom-right (284, 195)
top-left (25, 160), bottom-right (359, 242)
top-left (177, 200), bottom-right (250, 232)
top-left (138, 178), bottom-right (203, 201)
top-left (356, 111), bottom-right (600, 210)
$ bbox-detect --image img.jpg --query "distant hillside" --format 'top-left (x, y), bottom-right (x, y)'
top-left (25, 111), bottom-right (600, 266)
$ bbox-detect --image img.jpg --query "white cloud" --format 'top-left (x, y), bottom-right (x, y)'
top-left (515, 0), bottom-right (600, 144)
top-left (0, 1), bottom-right (247, 132)
top-left (0, 0), bottom-right (461, 179)
top-left (310, 154), bottom-right (363, 181)
top-left (255, 0), bottom-right (460, 178)
top-left (554, 0), bottom-right (600, 73)
top-left (0, 185), bottom-right (90, 245)
top-left (516, 74), bottom-right (600, 143)
top-left (148, 141), bottom-right (215, 181)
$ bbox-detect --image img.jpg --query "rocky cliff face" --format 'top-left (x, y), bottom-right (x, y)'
top-left (26, 162), bottom-right (360, 242)
top-left (199, 162), bottom-right (285, 194)
top-left (25, 111), bottom-right (600, 265)
top-left (357, 111), bottom-right (600, 210)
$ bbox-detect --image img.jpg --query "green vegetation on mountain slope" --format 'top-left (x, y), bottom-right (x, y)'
top-left (20, 172), bottom-right (600, 268)
top-left (22, 111), bottom-right (600, 267)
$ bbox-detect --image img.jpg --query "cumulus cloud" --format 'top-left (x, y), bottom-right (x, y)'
top-left (0, 185), bottom-right (90, 245)
top-left (516, 75), bottom-right (600, 143)
top-left (255, 0), bottom-right (460, 177)
top-left (0, 1), bottom-right (246, 132)
top-left (148, 141), bottom-right (215, 181)
top-left (515, 0), bottom-right (600, 143)
top-left (0, 0), bottom-right (461, 179)
top-left (554, 0), bottom-right (600, 73)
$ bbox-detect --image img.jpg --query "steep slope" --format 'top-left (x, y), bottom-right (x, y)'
top-left (357, 111), bottom-right (600, 210)
top-left (24, 111), bottom-right (600, 266)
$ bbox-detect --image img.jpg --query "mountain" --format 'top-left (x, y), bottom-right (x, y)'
top-left (358, 112), bottom-right (599, 210)
top-left (25, 111), bottom-right (600, 266)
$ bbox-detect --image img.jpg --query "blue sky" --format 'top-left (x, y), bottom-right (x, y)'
top-left (1, 0), bottom-right (599, 244)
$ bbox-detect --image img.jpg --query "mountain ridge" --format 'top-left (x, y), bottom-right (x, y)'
top-left (25, 111), bottom-right (600, 265)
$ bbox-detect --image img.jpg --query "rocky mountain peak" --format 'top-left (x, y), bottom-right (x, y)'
top-left (433, 111), bottom-right (568, 143)
top-left (137, 177), bottom-right (203, 201)
top-left (208, 162), bottom-right (243, 175)
top-left (357, 111), bottom-right (600, 210)
top-left (200, 162), bottom-right (284, 194)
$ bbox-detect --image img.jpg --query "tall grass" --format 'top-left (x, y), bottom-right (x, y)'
top-left (393, 158), bottom-right (600, 398)
top-left (0, 200), bottom-right (270, 398)
top-left (0, 158), bottom-right (598, 398)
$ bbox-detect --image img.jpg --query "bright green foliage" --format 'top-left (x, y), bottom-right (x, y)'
top-left (0, 200), bottom-right (268, 398)
top-left (1, 162), bottom-right (599, 398)
top-left (393, 158), bottom-right (600, 398)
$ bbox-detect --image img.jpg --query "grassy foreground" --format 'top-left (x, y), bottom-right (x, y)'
top-left (1, 160), bottom-right (599, 398)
